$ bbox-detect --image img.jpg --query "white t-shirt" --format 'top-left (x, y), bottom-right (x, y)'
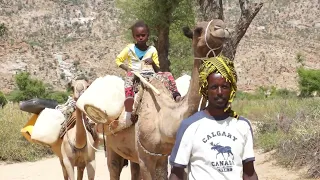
top-left (169, 111), bottom-right (255, 180)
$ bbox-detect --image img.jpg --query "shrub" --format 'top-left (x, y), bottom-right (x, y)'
top-left (0, 91), bottom-right (8, 108)
top-left (0, 23), bottom-right (8, 37)
top-left (8, 72), bottom-right (70, 104)
top-left (297, 67), bottom-right (320, 97)
top-left (233, 97), bottom-right (320, 178)
top-left (46, 91), bottom-right (70, 104)
top-left (10, 72), bottom-right (47, 101)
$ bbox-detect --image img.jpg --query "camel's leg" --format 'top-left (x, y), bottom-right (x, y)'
top-left (130, 162), bottom-right (140, 180)
top-left (138, 158), bottom-right (151, 180)
top-left (63, 157), bottom-right (75, 180)
top-left (77, 167), bottom-right (84, 180)
top-left (86, 160), bottom-right (96, 180)
top-left (106, 146), bottom-right (125, 180)
top-left (154, 157), bottom-right (168, 180)
top-left (138, 153), bottom-right (157, 180)
top-left (60, 159), bottom-right (69, 180)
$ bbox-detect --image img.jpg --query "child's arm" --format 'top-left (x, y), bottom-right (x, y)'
top-left (115, 46), bottom-right (131, 72)
top-left (119, 64), bottom-right (132, 72)
top-left (145, 50), bottom-right (160, 72)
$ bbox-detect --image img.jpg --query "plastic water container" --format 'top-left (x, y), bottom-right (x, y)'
top-left (31, 108), bottom-right (65, 145)
top-left (175, 74), bottom-right (191, 97)
top-left (76, 75), bottom-right (125, 124)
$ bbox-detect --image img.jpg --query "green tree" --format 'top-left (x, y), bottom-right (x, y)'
top-left (116, 0), bottom-right (195, 72)
top-left (297, 67), bottom-right (320, 97)
top-left (11, 72), bottom-right (46, 101)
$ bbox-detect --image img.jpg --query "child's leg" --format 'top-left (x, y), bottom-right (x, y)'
top-left (158, 72), bottom-right (181, 101)
top-left (124, 72), bottom-right (135, 113)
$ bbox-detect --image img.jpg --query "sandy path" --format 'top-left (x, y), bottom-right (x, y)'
top-left (0, 149), bottom-right (317, 180)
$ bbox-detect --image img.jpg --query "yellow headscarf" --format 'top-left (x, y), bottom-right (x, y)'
top-left (199, 55), bottom-right (238, 118)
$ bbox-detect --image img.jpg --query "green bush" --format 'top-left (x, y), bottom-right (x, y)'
top-left (297, 67), bottom-right (320, 97)
top-left (0, 23), bottom-right (8, 37)
top-left (0, 91), bottom-right (8, 108)
top-left (46, 91), bottom-right (70, 104)
top-left (8, 72), bottom-right (70, 104)
top-left (9, 72), bottom-right (47, 101)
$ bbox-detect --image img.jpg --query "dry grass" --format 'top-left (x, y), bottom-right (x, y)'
top-left (233, 97), bottom-right (320, 178)
top-left (0, 103), bottom-right (52, 163)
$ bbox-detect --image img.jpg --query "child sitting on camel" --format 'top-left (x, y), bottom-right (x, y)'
top-left (115, 20), bottom-right (182, 121)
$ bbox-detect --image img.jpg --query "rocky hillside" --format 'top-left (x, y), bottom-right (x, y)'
top-left (223, 0), bottom-right (320, 91)
top-left (0, 0), bottom-right (127, 93)
top-left (0, 0), bottom-right (319, 93)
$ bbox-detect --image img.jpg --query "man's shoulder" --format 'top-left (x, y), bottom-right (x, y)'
top-left (178, 111), bottom-right (207, 133)
top-left (238, 116), bottom-right (252, 126)
top-left (237, 116), bottom-right (254, 135)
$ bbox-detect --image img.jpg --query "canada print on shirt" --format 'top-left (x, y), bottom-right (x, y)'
top-left (210, 142), bottom-right (235, 172)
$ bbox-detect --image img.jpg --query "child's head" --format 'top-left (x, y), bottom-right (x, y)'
top-left (130, 20), bottom-right (149, 45)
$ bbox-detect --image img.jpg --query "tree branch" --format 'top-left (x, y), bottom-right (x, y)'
top-left (222, 1), bottom-right (263, 60)
top-left (218, 0), bottom-right (224, 21)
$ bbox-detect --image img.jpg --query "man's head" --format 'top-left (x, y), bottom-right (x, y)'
top-left (130, 20), bottom-right (150, 46)
top-left (71, 79), bottom-right (90, 100)
top-left (199, 55), bottom-right (238, 116)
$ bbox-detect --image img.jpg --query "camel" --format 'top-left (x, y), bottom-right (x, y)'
top-left (85, 19), bottom-right (230, 180)
top-left (59, 79), bottom-right (101, 180)
top-left (36, 80), bottom-right (100, 180)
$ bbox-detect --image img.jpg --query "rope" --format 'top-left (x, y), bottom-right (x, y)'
top-left (136, 126), bottom-right (168, 157)
top-left (81, 113), bottom-right (105, 152)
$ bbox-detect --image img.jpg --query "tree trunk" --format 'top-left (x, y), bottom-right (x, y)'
top-left (152, 0), bottom-right (180, 72)
top-left (196, 0), bottom-right (263, 61)
top-left (156, 25), bottom-right (170, 72)
top-left (197, 0), bottom-right (224, 21)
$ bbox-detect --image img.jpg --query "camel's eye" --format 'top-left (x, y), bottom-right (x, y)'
top-left (194, 27), bottom-right (203, 37)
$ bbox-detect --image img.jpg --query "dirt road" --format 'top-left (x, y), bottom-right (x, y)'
top-left (0, 149), bottom-right (314, 180)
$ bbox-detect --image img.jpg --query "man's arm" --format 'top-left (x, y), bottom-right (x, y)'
top-left (169, 167), bottom-right (185, 180)
top-left (243, 161), bottom-right (258, 180)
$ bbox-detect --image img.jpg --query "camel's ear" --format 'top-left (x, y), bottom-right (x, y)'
top-left (182, 26), bottom-right (193, 39)
top-left (70, 80), bottom-right (76, 92)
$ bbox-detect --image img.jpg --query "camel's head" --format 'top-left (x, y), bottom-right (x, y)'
top-left (71, 79), bottom-right (90, 100)
top-left (183, 19), bottom-right (230, 58)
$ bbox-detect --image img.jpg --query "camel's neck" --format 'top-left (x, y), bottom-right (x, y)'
top-left (184, 57), bottom-right (202, 117)
top-left (160, 58), bottom-right (203, 143)
top-left (74, 108), bottom-right (87, 149)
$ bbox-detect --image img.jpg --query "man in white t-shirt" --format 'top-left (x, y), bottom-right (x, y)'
top-left (169, 55), bottom-right (258, 180)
